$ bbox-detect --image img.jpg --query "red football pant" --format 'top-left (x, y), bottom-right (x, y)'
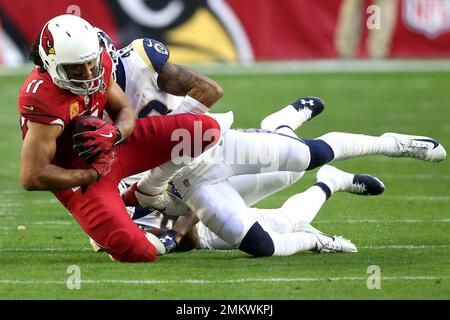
top-left (54, 114), bottom-right (220, 262)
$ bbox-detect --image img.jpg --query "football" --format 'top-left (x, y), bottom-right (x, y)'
top-left (71, 115), bottom-right (105, 161)
top-left (70, 115), bottom-right (104, 136)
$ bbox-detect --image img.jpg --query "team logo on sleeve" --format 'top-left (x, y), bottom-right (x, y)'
top-left (154, 42), bottom-right (168, 55)
top-left (41, 24), bottom-right (56, 55)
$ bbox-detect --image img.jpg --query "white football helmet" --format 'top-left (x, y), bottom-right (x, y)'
top-left (38, 14), bottom-right (105, 95)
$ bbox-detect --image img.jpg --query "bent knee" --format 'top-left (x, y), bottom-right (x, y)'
top-left (238, 222), bottom-right (275, 257)
top-left (302, 139), bottom-right (334, 170)
top-left (198, 115), bottom-right (221, 150)
top-left (107, 230), bottom-right (157, 263)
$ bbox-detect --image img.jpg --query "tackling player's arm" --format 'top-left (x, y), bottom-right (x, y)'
top-left (156, 210), bottom-right (200, 253)
top-left (172, 209), bottom-right (200, 243)
top-left (104, 79), bottom-right (136, 142)
top-left (19, 122), bottom-right (97, 191)
top-left (157, 62), bottom-right (224, 108)
top-left (146, 222), bottom-right (199, 252)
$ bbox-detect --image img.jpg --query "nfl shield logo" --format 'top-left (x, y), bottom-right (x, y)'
top-left (403, 0), bottom-right (450, 38)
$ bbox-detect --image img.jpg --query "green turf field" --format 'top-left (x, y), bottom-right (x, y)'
top-left (0, 68), bottom-right (449, 299)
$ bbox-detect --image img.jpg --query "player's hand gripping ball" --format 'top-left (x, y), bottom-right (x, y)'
top-left (72, 115), bottom-right (121, 161)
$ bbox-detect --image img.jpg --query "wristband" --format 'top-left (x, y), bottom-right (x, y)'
top-left (170, 95), bottom-right (209, 115)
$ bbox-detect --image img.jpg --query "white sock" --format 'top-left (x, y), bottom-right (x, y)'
top-left (281, 186), bottom-right (327, 224)
top-left (261, 105), bottom-right (310, 132)
top-left (170, 95), bottom-right (209, 115)
top-left (269, 230), bottom-right (318, 256)
top-left (316, 166), bottom-right (354, 194)
top-left (318, 132), bottom-right (400, 160)
top-left (247, 184), bottom-right (328, 234)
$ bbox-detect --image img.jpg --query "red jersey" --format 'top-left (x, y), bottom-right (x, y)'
top-left (18, 52), bottom-right (113, 169)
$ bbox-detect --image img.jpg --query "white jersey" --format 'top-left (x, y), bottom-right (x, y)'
top-left (116, 38), bottom-right (183, 117)
top-left (113, 38), bottom-right (303, 251)
top-left (115, 38), bottom-right (182, 188)
top-left (115, 38), bottom-right (232, 189)
top-left (113, 38), bottom-right (232, 228)
top-left (113, 38), bottom-right (181, 227)
top-left (114, 37), bottom-right (234, 192)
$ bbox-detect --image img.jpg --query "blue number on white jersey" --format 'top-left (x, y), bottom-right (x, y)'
top-left (138, 100), bottom-right (171, 117)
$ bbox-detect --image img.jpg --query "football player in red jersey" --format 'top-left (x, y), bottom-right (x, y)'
top-left (17, 14), bottom-right (221, 262)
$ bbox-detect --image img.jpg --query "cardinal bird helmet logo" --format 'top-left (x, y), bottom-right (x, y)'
top-left (41, 24), bottom-right (55, 55)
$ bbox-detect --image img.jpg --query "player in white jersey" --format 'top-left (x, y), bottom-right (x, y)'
top-left (96, 29), bottom-right (309, 228)
top-left (135, 164), bottom-right (386, 253)
top-left (96, 30), bottom-right (447, 257)
top-left (94, 31), bottom-right (365, 254)
top-left (97, 29), bottom-right (223, 219)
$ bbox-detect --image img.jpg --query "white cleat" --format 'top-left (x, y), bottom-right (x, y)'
top-left (381, 132), bottom-right (446, 162)
top-left (317, 165), bottom-right (385, 195)
top-left (316, 235), bottom-right (358, 253)
top-left (295, 222), bottom-right (357, 253)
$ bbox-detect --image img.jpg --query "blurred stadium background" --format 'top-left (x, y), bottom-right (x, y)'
top-left (0, 0), bottom-right (449, 300)
top-left (1, 0), bottom-right (450, 66)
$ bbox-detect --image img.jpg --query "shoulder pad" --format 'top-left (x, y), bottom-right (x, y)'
top-left (132, 38), bottom-right (170, 73)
